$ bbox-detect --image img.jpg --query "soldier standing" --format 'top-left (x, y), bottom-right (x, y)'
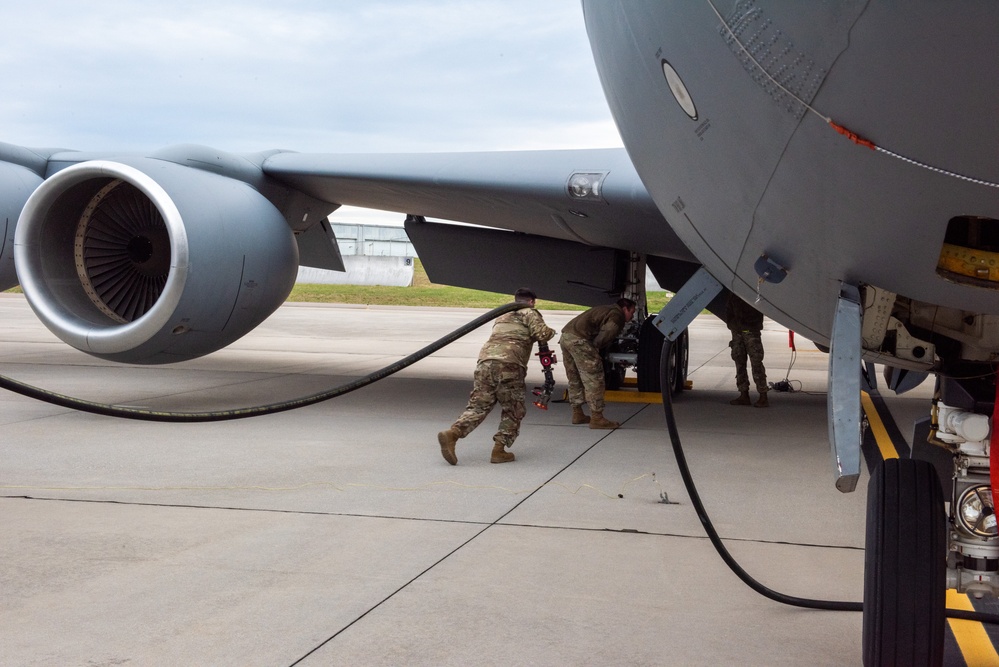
top-left (437, 288), bottom-right (555, 465)
top-left (559, 298), bottom-right (637, 429)
top-left (726, 292), bottom-right (769, 407)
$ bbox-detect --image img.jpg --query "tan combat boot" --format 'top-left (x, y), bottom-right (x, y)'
top-left (438, 428), bottom-right (459, 465)
top-left (729, 391), bottom-right (751, 406)
top-left (755, 391), bottom-right (769, 408)
top-left (589, 411), bottom-right (620, 429)
top-left (490, 441), bottom-right (515, 463)
top-left (571, 405), bottom-right (590, 424)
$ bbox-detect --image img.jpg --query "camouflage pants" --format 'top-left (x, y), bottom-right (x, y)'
top-left (730, 330), bottom-right (768, 393)
top-left (451, 360), bottom-right (527, 448)
top-left (559, 333), bottom-right (606, 413)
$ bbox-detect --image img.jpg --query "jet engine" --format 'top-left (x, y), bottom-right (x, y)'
top-left (0, 160), bottom-right (44, 290)
top-left (14, 157), bottom-right (298, 364)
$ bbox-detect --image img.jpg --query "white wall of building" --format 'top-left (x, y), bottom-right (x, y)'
top-left (297, 222), bottom-right (416, 287)
top-left (298, 256), bottom-right (415, 287)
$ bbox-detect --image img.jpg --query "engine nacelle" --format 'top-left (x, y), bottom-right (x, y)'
top-left (0, 161), bottom-right (44, 290)
top-left (15, 157), bottom-right (298, 364)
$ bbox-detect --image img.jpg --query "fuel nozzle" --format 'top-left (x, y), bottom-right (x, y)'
top-left (532, 342), bottom-right (558, 409)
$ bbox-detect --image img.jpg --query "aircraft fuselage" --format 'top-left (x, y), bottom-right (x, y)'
top-left (585, 1), bottom-right (999, 369)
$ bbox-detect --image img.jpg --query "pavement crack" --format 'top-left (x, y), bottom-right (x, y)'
top-left (3, 495), bottom-right (864, 553)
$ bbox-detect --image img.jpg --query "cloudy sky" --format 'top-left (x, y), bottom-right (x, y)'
top-left (1, 1), bottom-right (621, 156)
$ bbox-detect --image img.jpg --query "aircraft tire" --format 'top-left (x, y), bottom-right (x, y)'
top-left (863, 458), bottom-right (945, 667)
top-left (604, 359), bottom-right (625, 391)
top-left (671, 329), bottom-right (688, 395)
top-left (637, 315), bottom-right (664, 393)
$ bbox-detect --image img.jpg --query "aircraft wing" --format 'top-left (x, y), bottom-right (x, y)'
top-left (2, 142), bottom-right (703, 364)
top-left (261, 148), bottom-right (696, 263)
top-left (261, 148), bottom-right (702, 309)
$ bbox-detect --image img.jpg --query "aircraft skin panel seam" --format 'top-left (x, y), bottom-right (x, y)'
top-left (550, 214), bottom-right (595, 246)
top-left (220, 254), bottom-right (247, 335)
top-left (731, 3), bottom-right (869, 296)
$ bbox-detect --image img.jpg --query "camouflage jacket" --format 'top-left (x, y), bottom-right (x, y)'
top-left (560, 304), bottom-right (625, 350)
top-left (725, 294), bottom-right (764, 332)
top-left (478, 308), bottom-right (556, 368)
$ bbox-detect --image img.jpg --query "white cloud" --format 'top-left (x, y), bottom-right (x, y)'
top-left (0, 0), bottom-right (620, 154)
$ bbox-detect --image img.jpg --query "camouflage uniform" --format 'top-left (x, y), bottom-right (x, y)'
top-left (449, 308), bottom-right (555, 448)
top-left (726, 294), bottom-right (768, 393)
top-left (559, 304), bottom-right (626, 413)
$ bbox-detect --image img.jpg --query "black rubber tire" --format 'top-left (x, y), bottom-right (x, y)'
top-left (671, 329), bottom-right (689, 395)
top-left (637, 315), bottom-right (665, 393)
top-left (604, 359), bottom-right (625, 391)
top-left (863, 458), bottom-right (945, 667)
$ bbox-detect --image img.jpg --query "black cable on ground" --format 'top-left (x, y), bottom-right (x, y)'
top-left (658, 337), bottom-right (999, 624)
top-left (0, 301), bottom-right (528, 423)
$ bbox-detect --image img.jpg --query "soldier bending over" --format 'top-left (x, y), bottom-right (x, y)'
top-left (559, 298), bottom-right (636, 429)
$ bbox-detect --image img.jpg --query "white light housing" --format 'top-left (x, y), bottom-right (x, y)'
top-left (567, 172), bottom-right (608, 201)
top-left (958, 485), bottom-right (998, 537)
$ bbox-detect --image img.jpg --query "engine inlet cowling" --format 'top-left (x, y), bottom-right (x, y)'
top-left (0, 160), bottom-right (44, 290)
top-left (15, 157), bottom-right (298, 364)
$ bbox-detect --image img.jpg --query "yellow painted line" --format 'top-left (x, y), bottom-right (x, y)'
top-left (604, 390), bottom-right (662, 404)
top-left (947, 590), bottom-right (999, 666)
top-left (860, 392), bottom-right (898, 460)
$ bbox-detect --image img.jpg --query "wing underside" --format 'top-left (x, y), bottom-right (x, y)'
top-left (262, 148), bottom-right (698, 302)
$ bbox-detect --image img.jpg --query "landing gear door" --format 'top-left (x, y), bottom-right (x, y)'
top-left (829, 283), bottom-right (862, 493)
top-left (651, 267), bottom-right (722, 341)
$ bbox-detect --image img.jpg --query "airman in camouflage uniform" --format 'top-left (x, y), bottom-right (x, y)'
top-left (438, 289), bottom-right (555, 465)
top-left (559, 298), bottom-right (637, 429)
top-left (726, 292), bottom-right (769, 407)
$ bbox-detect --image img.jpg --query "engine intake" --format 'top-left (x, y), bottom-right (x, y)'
top-left (15, 157), bottom-right (298, 364)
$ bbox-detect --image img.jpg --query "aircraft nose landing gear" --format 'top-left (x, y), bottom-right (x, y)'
top-left (862, 377), bottom-right (999, 666)
top-left (936, 401), bottom-right (999, 600)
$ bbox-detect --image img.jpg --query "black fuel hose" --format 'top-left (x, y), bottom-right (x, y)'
top-left (658, 337), bottom-right (999, 624)
top-left (0, 301), bottom-right (527, 423)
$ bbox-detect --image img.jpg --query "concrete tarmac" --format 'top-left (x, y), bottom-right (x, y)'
top-left (0, 293), bottom-right (935, 666)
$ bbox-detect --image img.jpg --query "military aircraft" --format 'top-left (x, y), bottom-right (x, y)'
top-left (1, 2), bottom-right (996, 665)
